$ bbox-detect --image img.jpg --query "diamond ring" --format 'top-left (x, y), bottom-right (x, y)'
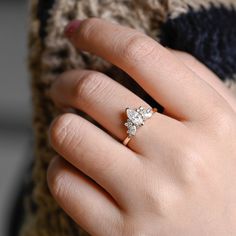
top-left (122, 106), bottom-right (158, 146)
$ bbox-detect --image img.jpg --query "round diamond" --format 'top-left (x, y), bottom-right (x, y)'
top-left (125, 119), bottom-right (133, 128)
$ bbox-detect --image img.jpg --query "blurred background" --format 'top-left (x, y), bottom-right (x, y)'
top-left (0, 1), bottom-right (33, 235)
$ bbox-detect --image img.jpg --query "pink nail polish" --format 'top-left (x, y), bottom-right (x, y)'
top-left (64, 19), bottom-right (83, 38)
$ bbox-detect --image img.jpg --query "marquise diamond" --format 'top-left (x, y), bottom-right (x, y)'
top-left (124, 106), bottom-right (155, 137)
top-left (126, 108), bottom-right (144, 126)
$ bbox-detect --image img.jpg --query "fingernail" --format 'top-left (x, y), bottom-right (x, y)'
top-left (64, 19), bottom-right (84, 39)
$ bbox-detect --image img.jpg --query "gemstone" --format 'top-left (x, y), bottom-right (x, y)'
top-left (143, 109), bottom-right (152, 119)
top-left (124, 119), bottom-right (133, 128)
top-left (126, 108), bottom-right (144, 126)
top-left (137, 106), bottom-right (144, 113)
top-left (127, 125), bottom-right (137, 136)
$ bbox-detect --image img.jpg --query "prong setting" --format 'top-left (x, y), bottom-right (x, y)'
top-left (124, 106), bottom-right (155, 136)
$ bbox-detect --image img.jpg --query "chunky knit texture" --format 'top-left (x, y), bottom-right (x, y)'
top-left (20, 0), bottom-right (236, 235)
top-left (160, 5), bottom-right (236, 81)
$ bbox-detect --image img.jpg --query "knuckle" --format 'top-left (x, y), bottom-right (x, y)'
top-left (177, 145), bottom-right (207, 185)
top-left (138, 168), bottom-right (163, 213)
top-left (122, 34), bottom-right (157, 62)
top-left (74, 71), bottom-right (101, 98)
top-left (143, 184), bottom-right (162, 213)
top-left (49, 113), bottom-right (76, 148)
top-left (74, 71), bottom-right (110, 106)
top-left (165, 138), bottom-right (206, 186)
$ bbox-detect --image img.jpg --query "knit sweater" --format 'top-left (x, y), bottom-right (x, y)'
top-left (19, 0), bottom-right (236, 235)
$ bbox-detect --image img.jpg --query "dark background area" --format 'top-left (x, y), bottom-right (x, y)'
top-left (0, 1), bottom-right (33, 235)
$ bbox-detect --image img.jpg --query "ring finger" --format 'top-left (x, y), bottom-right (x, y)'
top-left (49, 69), bottom-right (183, 154)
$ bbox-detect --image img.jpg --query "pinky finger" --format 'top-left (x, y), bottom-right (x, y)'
top-left (47, 156), bottom-right (123, 236)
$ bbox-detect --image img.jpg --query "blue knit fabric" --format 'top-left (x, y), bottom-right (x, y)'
top-left (160, 4), bottom-right (236, 81)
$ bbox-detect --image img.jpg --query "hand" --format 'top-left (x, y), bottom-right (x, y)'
top-left (47, 18), bottom-right (236, 236)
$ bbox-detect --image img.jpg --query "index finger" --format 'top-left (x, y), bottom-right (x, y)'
top-left (65, 18), bottom-right (229, 121)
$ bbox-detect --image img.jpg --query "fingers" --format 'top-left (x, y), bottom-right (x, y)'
top-left (48, 113), bottom-right (143, 206)
top-left (169, 50), bottom-right (236, 112)
top-left (49, 69), bottom-right (183, 153)
top-left (65, 18), bottom-right (229, 121)
top-left (47, 157), bottom-right (123, 236)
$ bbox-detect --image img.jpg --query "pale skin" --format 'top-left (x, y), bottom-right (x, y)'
top-left (47, 18), bottom-right (236, 235)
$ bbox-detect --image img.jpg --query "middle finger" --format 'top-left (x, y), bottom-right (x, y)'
top-left (66, 18), bottom-right (228, 121)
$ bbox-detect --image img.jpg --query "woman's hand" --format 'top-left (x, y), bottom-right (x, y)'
top-left (47, 18), bottom-right (236, 236)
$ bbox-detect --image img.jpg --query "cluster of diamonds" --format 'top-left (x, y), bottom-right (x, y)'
top-left (124, 106), bottom-right (153, 136)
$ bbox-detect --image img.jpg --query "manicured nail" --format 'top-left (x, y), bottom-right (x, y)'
top-left (64, 19), bottom-right (83, 39)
